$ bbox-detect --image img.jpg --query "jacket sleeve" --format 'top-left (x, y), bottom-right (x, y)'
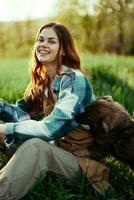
top-left (4, 73), bottom-right (94, 146)
top-left (0, 99), bottom-right (30, 122)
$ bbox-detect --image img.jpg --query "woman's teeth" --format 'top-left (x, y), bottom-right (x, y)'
top-left (39, 50), bottom-right (50, 54)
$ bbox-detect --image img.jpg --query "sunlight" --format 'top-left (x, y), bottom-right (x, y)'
top-left (0, 0), bottom-right (56, 21)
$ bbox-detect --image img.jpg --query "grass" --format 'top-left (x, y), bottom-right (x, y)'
top-left (0, 58), bottom-right (29, 102)
top-left (0, 54), bottom-right (134, 199)
top-left (81, 54), bottom-right (134, 115)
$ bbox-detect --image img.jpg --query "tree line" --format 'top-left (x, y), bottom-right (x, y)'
top-left (0, 0), bottom-right (134, 58)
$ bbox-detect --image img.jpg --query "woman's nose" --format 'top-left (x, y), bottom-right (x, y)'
top-left (42, 40), bottom-right (48, 47)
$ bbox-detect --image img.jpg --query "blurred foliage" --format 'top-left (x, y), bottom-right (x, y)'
top-left (0, 0), bottom-right (134, 57)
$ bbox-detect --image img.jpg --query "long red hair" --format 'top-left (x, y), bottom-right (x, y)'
top-left (24, 22), bottom-right (81, 112)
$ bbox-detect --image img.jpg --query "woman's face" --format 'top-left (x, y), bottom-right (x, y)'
top-left (35, 28), bottom-right (60, 66)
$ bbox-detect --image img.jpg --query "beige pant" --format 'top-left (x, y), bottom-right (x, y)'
top-left (0, 138), bottom-right (80, 200)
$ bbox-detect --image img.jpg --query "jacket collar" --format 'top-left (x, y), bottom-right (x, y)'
top-left (52, 65), bottom-right (75, 93)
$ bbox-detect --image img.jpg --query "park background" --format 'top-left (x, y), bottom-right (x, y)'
top-left (0, 0), bottom-right (134, 199)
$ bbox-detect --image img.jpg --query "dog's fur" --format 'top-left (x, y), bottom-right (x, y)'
top-left (76, 96), bottom-right (134, 170)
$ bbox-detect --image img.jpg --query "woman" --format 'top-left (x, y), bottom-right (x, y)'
top-left (0, 22), bottom-right (110, 200)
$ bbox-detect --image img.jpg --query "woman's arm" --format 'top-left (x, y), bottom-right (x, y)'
top-left (3, 73), bottom-right (95, 146)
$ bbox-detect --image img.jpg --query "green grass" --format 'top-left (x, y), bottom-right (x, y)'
top-left (81, 54), bottom-right (134, 115)
top-left (0, 58), bottom-right (29, 102)
top-left (0, 54), bottom-right (134, 200)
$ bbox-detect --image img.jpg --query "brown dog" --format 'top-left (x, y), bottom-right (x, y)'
top-left (76, 96), bottom-right (134, 170)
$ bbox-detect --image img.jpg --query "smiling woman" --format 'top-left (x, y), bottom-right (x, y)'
top-left (0, 22), bottom-right (111, 199)
top-left (0, 0), bottom-right (56, 21)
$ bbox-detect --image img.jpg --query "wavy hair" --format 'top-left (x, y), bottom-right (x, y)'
top-left (24, 22), bottom-right (81, 114)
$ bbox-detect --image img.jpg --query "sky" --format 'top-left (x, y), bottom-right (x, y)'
top-left (0, 0), bottom-right (98, 22)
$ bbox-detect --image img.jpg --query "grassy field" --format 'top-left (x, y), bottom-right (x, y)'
top-left (0, 54), bottom-right (134, 200)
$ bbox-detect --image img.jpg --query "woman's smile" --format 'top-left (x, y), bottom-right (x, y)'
top-left (38, 49), bottom-right (51, 55)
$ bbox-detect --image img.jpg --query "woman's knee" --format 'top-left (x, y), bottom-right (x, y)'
top-left (18, 138), bottom-right (51, 155)
top-left (22, 138), bottom-right (46, 146)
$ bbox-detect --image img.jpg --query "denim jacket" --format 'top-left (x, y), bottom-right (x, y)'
top-left (0, 65), bottom-right (95, 147)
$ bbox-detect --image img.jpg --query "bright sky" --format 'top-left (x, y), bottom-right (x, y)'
top-left (0, 0), bottom-right (57, 21)
top-left (0, 0), bottom-right (98, 22)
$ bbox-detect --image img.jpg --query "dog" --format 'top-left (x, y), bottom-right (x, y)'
top-left (76, 96), bottom-right (134, 170)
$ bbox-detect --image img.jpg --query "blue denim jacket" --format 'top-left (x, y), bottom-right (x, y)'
top-left (0, 65), bottom-right (95, 147)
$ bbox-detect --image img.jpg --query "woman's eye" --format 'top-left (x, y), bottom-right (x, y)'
top-left (37, 38), bottom-right (44, 43)
top-left (48, 40), bottom-right (56, 44)
top-left (37, 38), bottom-right (57, 44)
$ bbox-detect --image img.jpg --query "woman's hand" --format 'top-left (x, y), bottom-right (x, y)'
top-left (0, 124), bottom-right (6, 143)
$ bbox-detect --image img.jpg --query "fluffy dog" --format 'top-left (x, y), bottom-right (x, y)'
top-left (76, 96), bottom-right (134, 170)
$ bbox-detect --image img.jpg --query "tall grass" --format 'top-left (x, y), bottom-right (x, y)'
top-left (0, 54), bottom-right (134, 200)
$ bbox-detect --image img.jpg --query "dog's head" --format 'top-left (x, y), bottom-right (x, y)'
top-left (76, 96), bottom-right (131, 136)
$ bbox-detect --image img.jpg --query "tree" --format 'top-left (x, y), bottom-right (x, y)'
top-left (97, 0), bottom-right (134, 54)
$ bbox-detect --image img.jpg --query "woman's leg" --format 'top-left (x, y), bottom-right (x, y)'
top-left (0, 138), bottom-right (80, 200)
